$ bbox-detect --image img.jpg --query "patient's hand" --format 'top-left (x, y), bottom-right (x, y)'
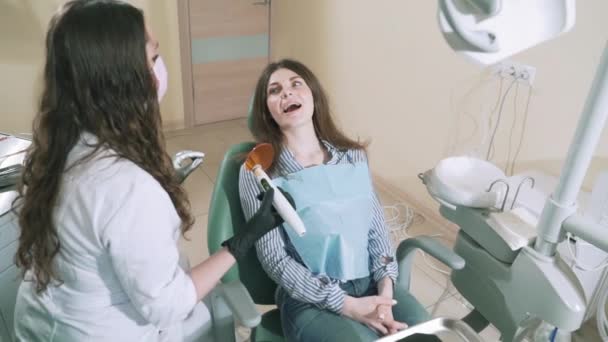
top-left (377, 304), bottom-right (408, 335)
top-left (342, 295), bottom-right (397, 335)
top-left (375, 277), bottom-right (407, 335)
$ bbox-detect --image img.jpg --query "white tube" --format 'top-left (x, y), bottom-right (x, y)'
top-left (597, 284), bottom-right (608, 341)
top-left (535, 42), bottom-right (608, 255)
top-left (563, 214), bottom-right (608, 254)
top-left (252, 165), bottom-right (306, 236)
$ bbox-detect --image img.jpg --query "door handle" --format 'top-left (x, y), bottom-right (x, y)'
top-left (253, 0), bottom-right (269, 5)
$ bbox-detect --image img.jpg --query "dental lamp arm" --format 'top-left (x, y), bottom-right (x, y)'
top-left (563, 214), bottom-right (608, 254)
top-left (395, 236), bottom-right (465, 291)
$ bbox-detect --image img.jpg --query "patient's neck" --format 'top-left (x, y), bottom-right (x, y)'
top-left (283, 124), bottom-right (328, 167)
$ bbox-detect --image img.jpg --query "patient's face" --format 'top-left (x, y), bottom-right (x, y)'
top-left (266, 68), bottom-right (314, 131)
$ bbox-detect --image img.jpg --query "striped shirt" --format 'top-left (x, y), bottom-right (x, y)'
top-left (238, 141), bottom-right (397, 314)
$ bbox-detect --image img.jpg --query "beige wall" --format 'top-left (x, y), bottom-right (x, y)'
top-left (271, 1), bottom-right (608, 218)
top-left (142, 0), bottom-right (186, 130)
top-left (0, 0), bottom-right (185, 134)
top-left (0, 1), bottom-right (47, 134)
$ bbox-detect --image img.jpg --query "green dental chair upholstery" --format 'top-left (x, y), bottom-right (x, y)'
top-left (207, 120), bottom-right (467, 342)
top-left (207, 141), bottom-right (284, 342)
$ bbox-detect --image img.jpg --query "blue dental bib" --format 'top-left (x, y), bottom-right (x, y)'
top-left (274, 162), bottom-right (374, 281)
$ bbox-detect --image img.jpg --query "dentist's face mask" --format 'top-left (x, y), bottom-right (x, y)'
top-left (153, 56), bottom-right (168, 102)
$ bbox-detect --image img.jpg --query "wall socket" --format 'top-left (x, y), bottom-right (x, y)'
top-left (492, 61), bottom-right (536, 86)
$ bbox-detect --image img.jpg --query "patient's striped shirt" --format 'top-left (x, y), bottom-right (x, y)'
top-left (238, 141), bottom-right (398, 314)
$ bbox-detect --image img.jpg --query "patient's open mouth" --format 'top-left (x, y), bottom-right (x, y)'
top-left (283, 103), bottom-right (302, 113)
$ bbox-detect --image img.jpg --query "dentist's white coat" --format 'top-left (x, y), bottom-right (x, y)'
top-left (14, 133), bottom-right (208, 341)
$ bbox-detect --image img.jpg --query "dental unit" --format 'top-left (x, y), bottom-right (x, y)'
top-left (415, 0), bottom-right (608, 340)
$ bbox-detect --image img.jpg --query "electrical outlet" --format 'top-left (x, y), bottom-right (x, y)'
top-left (518, 64), bottom-right (536, 85)
top-left (492, 61), bottom-right (536, 85)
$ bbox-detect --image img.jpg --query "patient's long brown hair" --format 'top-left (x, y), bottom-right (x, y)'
top-left (14, 0), bottom-right (193, 293)
top-left (250, 59), bottom-right (368, 172)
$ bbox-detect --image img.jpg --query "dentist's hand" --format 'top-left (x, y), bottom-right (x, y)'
top-left (222, 187), bottom-right (294, 260)
top-left (342, 295), bottom-right (398, 335)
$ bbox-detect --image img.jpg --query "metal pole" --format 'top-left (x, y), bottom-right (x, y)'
top-left (535, 42), bottom-right (608, 255)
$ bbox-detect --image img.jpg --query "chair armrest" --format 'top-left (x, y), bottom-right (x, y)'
top-left (396, 236), bottom-right (465, 291)
top-left (401, 236), bottom-right (465, 270)
top-left (218, 280), bottom-right (262, 328)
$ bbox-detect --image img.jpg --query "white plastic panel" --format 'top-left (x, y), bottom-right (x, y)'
top-left (439, 0), bottom-right (576, 65)
top-left (424, 156), bottom-right (505, 208)
top-left (0, 265), bottom-right (20, 342)
top-left (0, 213), bottom-right (18, 252)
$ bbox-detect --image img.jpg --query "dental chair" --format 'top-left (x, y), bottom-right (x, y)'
top-left (0, 208), bottom-right (20, 342)
top-left (0, 134), bottom-right (30, 342)
top-left (206, 119), bottom-right (468, 341)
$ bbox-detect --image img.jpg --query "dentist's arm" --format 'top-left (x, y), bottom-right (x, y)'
top-left (190, 187), bottom-right (281, 301)
top-left (103, 164), bottom-right (279, 327)
top-left (189, 248), bottom-right (235, 301)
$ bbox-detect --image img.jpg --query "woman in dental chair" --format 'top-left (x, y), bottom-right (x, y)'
top-left (239, 59), bottom-right (429, 341)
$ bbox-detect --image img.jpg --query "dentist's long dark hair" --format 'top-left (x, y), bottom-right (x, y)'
top-left (14, 0), bottom-right (193, 293)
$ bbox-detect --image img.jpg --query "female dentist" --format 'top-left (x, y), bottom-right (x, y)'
top-left (12, 1), bottom-right (282, 341)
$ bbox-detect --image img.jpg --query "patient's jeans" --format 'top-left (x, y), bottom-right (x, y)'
top-left (277, 276), bottom-right (433, 342)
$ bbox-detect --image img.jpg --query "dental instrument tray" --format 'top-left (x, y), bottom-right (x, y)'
top-left (419, 156), bottom-right (506, 209)
top-left (421, 157), bottom-right (545, 262)
top-left (375, 318), bottom-right (484, 342)
top-left (0, 165), bottom-right (23, 189)
top-left (0, 133), bottom-right (31, 216)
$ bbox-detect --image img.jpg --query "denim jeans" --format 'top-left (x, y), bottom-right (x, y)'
top-left (277, 276), bottom-right (433, 342)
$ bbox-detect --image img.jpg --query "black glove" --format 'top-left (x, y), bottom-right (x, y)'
top-left (223, 187), bottom-right (295, 260)
top-left (256, 186), bottom-right (294, 205)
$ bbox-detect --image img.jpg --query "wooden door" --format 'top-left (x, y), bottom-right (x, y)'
top-left (180, 0), bottom-right (270, 126)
